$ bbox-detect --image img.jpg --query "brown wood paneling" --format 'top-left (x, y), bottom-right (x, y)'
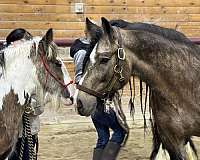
top-left (155, 0), bottom-right (200, 7)
top-left (85, 0), bottom-right (126, 6)
top-left (126, 7), bottom-right (200, 14)
top-left (0, 29), bottom-right (83, 39)
top-left (0, 13), bottom-right (84, 22)
top-left (86, 14), bottom-right (189, 22)
top-left (0, 21), bottom-right (84, 30)
top-left (3, 5), bottom-right (197, 15)
top-left (0, 0), bottom-right (199, 39)
top-left (0, 0), bottom-right (72, 5)
top-left (85, 6), bottom-right (127, 14)
top-left (189, 14), bottom-right (200, 22)
top-left (0, 4), bottom-right (71, 13)
top-left (127, 0), bottom-right (156, 7)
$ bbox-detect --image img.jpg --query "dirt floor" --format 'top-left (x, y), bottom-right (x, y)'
top-left (37, 95), bottom-right (200, 160)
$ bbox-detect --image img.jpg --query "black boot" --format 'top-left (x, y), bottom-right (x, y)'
top-left (93, 148), bottom-right (104, 160)
top-left (101, 141), bottom-right (121, 160)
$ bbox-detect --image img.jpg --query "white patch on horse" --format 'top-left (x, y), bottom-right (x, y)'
top-left (90, 44), bottom-right (97, 64)
top-left (0, 37), bottom-right (42, 110)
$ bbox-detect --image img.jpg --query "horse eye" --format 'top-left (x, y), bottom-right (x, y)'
top-left (100, 57), bottom-right (110, 64)
top-left (55, 60), bottom-right (62, 67)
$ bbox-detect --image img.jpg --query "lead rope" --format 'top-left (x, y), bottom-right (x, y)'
top-left (140, 80), bottom-right (147, 136)
top-left (19, 94), bottom-right (35, 160)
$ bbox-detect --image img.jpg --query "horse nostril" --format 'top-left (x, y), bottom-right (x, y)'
top-left (70, 96), bottom-right (74, 104)
top-left (77, 99), bottom-right (83, 109)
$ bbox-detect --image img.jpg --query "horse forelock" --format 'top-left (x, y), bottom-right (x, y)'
top-left (89, 43), bottom-right (98, 64)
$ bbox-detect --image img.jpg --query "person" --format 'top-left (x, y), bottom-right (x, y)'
top-left (70, 35), bottom-right (129, 160)
top-left (5, 28), bottom-right (44, 160)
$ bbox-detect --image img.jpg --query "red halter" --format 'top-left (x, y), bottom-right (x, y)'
top-left (38, 45), bottom-right (73, 89)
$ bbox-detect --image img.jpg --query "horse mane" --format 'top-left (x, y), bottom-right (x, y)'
top-left (110, 19), bottom-right (192, 44)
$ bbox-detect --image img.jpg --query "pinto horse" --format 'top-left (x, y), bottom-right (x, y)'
top-left (75, 18), bottom-right (200, 160)
top-left (0, 28), bottom-right (71, 159)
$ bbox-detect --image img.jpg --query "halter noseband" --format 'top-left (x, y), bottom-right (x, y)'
top-left (77, 28), bottom-right (126, 100)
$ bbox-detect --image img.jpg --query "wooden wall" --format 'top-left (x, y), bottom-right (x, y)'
top-left (0, 0), bottom-right (199, 39)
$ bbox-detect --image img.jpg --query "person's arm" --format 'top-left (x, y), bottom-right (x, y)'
top-left (73, 49), bottom-right (87, 83)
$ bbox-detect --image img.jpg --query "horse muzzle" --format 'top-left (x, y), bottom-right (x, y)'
top-left (76, 99), bottom-right (94, 117)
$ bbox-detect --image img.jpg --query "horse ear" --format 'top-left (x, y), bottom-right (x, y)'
top-left (42, 28), bottom-right (53, 46)
top-left (39, 28), bottom-right (53, 57)
top-left (101, 17), bottom-right (115, 42)
top-left (85, 18), bottom-right (102, 44)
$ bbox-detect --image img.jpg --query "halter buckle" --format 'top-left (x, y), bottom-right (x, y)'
top-left (118, 48), bottom-right (125, 60)
top-left (119, 74), bottom-right (125, 81)
top-left (114, 65), bottom-right (122, 74)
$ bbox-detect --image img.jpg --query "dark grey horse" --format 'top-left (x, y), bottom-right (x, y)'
top-left (109, 19), bottom-right (197, 160)
top-left (75, 17), bottom-right (200, 160)
top-left (0, 28), bottom-right (70, 159)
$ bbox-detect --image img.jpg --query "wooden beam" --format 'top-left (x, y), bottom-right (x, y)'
top-left (0, 21), bottom-right (85, 30)
top-left (0, 4), bottom-right (71, 13)
top-left (0, 0), bottom-right (72, 5)
top-left (0, 29), bottom-right (84, 39)
top-left (0, 13), bottom-right (85, 22)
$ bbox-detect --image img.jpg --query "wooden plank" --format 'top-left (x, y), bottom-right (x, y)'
top-left (85, 6), bottom-right (200, 14)
top-left (155, 0), bottom-right (200, 7)
top-left (0, 5), bottom-right (198, 14)
top-left (127, 0), bottom-right (200, 7)
top-left (179, 25), bottom-right (200, 29)
top-left (0, 21), bottom-right (84, 30)
top-left (0, 13), bottom-right (85, 22)
top-left (179, 29), bottom-right (200, 37)
top-left (0, 0), bottom-right (199, 6)
top-left (0, 0), bottom-right (72, 5)
top-left (86, 14), bottom-right (189, 22)
top-left (85, 6), bottom-right (127, 14)
top-left (127, 0), bottom-right (156, 7)
top-left (0, 13), bottom-right (187, 24)
top-left (0, 4), bottom-right (71, 13)
top-left (127, 7), bottom-right (200, 14)
top-left (157, 22), bottom-right (200, 30)
top-left (0, 0), bottom-right (127, 5)
top-left (85, 0), bottom-right (126, 6)
top-left (0, 29), bottom-right (84, 39)
top-left (189, 14), bottom-right (200, 22)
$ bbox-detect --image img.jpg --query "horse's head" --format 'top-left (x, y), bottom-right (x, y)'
top-left (75, 18), bottom-right (131, 116)
top-left (0, 28), bottom-right (72, 108)
top-left (33, 29), bottom-right (72, 105)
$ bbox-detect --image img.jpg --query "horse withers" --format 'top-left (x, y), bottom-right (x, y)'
top-left (75, 17), bottom-right (200, 160)
top-left (0, 28), bottom-right (72, 159)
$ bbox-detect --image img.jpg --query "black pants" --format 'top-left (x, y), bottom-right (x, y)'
top-left (8, 135), bottom-right (37, 160)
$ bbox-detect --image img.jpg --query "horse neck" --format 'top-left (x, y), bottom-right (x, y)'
top-left (0, 42), bottom-right (40, 109)
top-left (121, 29), bottom-right (200, 107)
